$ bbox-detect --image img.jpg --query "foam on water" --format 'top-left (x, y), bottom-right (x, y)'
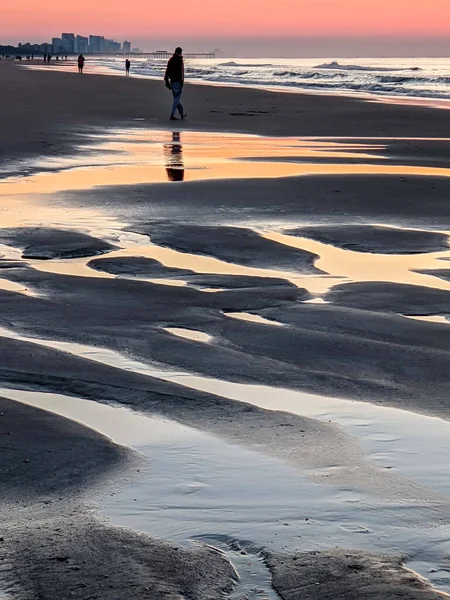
top-left (67, 56), bottom-right (450, 103)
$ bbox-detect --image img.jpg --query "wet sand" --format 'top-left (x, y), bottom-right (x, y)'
top-left (2, 61), bottom-right (450, 598)
top-left (0, 400), bottom-right (236, 599)
top-left (1, 60), bottom-right (450, 167)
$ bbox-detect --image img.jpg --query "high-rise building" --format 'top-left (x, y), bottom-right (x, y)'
top-left (89, 35), bottom-right (105, 53)
top-left (75, 35), bottom-right (89, 53)
top-left (52, 37), bottom-right (63, 53)
top-left (15, 32), bottom-right (132, 56)
top-left (61, 33), bottom-right (75, 53)
top-left (103, 39), bottom-right (121, 53)
top-left (39, 42), bottom-right (53, 54)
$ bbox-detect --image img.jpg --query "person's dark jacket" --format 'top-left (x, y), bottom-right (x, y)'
top-left (165, 54), bottom-right (184, 85)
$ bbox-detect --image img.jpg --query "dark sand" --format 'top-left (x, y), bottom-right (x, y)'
top-left (266, 549), bottom-right (447, 599)
top-left (0, 396), bottom-right (129, 502)
top-left (284, 225), bottom-right (450, 254)
top-left (2, 264), bottom-right (450, 420)
top-left (71, 173), bottom-right (450, 231)
top-left (326, 281), bottom-right (450, 316)
top-left (0, 227), bottom-right (117, 259)
top-left (415, 268), bottom-right (450, 284)
top-left (0, 516), bottom-right (237, 600)
top-left (0, 396), bottom-right (237, 599)
top-left (0, 334), bottom-right (366, 479)
top-left (89, 256), bottom-right (197, 278)
top-left (2, 61), bottom-right (450, 598)
top-left (139, 224), bottom-right (323, 274)
top-left (89, 256), bottom-right (297, 288)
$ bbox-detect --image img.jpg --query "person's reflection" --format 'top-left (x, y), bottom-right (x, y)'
top-left (164, 132), bottom-right (185, 182)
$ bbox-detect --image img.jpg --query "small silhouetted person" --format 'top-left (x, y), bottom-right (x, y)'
top-left (78, 54), bottom-right (85, 74)
top-left (125, 59), bottom-right (130, 75)
top-left (43, 53), bottom-right (47, 62)
top-left (164, 47), bottom-right (186, 121)
top-left (47, 54), bottom-right (52, 63)
top-left (65, 55), bottom-right (68, 60)
top-left (164, 132), bottom-right (185, 181)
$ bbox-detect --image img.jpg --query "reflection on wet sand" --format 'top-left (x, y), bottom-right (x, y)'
top-left (6, 222), bottom-right (450, 299)
top-left (164, 132), bottom-right (185, 182)
top-left (1, 121), bottom-right (448, 297)
top-left (406, 315), bottom-right (450, 324)
top-left (225, 312), bottom-right (285, 326)
top-left (164, 327), bottom-right (213, 343)
top-left (0, 278), bottom-right (33, 295)
top-left (1, 130), bottom-right (450, 200)
top-left (3, 127), bottom-right (450, 595)
top-left (263, 229), bottom-right (450, 293)
top-left (4, 156), bottom-right (450, 197)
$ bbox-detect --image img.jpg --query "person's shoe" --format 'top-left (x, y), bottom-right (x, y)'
top-left (170, 116), bottom-right (178, 120)
top-left (181, 113), bottom-right (187, 120)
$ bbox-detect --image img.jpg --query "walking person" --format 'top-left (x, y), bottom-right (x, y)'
top-left (125, 59), bottom-right (131, 75)
top-left (164, 47), bottom-right (186, 121)
top-left (77, 54), bottom-right (85, 74)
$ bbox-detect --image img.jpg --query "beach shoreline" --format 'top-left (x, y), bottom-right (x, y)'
top-left (24, 59), bottom-right (450, 112)
top-left (1, 60), bottom-right (450, 169)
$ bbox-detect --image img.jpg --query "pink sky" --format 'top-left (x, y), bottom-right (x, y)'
top-left (2, 0), bottom-right (450, 49)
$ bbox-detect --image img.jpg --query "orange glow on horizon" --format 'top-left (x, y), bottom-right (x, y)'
top-left (2, 0), bottom-right (450, 42)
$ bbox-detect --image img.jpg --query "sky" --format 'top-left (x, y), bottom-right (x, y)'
top-left (2, 0), bottom-right (450, 56)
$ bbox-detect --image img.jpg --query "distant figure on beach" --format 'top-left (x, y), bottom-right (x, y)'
top-left (43, 53), bottom-right (47, 62)
top-left (125, 59), bottom-right (130, 75)
top-left (164, 132), bottom-right (185, 181)
top-left (77, 54), bottom-right (85, 74)
top-left (164, 47), bottom-right (186, 121)
top-left (47, 54), bottom-right (51, 63)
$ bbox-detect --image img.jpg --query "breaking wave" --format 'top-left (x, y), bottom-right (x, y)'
top-left (315, 60), bottom-right (422, 72)
top-left (95, 56), bottom-right (450, 102)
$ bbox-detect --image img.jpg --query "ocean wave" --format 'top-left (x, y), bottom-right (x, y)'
top-left (218, 61), bottom-right (274, 67)
top-left (273, 70), bottom-right (348, 79)
top-left (377, 75), bottom-right (421, 83)
top-left (191, 71), bottom-right (450, 99)
top-left (90, 56), bottom-right (450, 102)
top-left (315, 60), bottom-right (421, 73)
top-left (378, 74), bottom-right (450, 85)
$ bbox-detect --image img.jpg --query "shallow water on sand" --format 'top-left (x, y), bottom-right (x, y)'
top-left (2, 130), bottom-right (450, 296)
top-left (3, 382), bottom-right (450, 595)
top-left (2, 324), bottom-right (450, 498)
top-left (2, 128), bottom-right (450, 595)
top-left (2, 129), bottom-right (450, 195)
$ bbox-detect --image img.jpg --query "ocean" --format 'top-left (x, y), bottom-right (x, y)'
top-left (92, 56), bottom-right (450, 103)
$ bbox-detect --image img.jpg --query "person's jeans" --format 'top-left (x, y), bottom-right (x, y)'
top-left (171, 81), bottom-right (184, 117)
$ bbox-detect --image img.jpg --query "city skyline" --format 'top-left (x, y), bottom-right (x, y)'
top-left (6, 31), bottom-right (135, 55)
